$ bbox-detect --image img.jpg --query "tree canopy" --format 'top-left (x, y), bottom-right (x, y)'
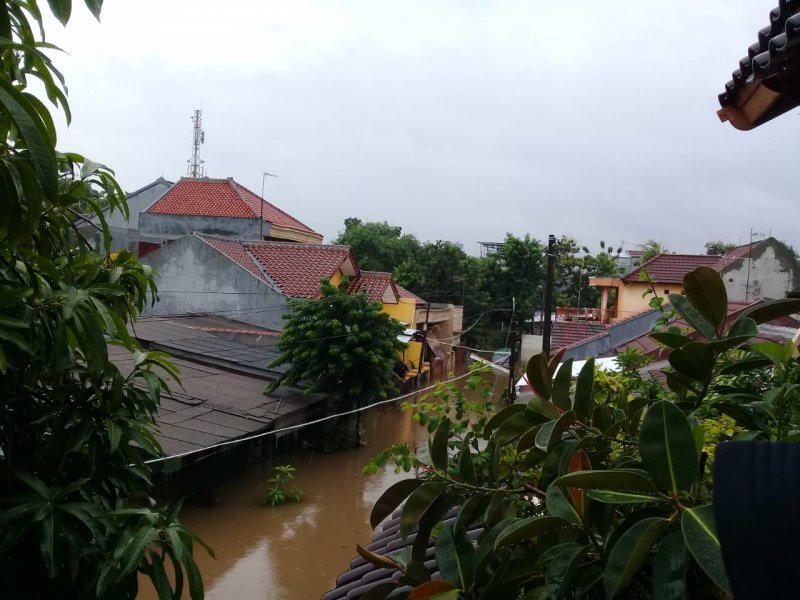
top-left (0, 2), bottom-right (207, 598)
top-left (705, 241), bottom-right (736, 256)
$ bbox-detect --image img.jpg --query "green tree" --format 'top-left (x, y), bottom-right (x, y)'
top-left (0, 1), bottom-right (209, 598)
top-left (267, 278), bottom-right (405, 448)
top-left (335, 218), bottom-right (420, 272)
top-left (556, 239), bottom-right (622, 308)
top-left (705, 241), bottom-right (736, 256)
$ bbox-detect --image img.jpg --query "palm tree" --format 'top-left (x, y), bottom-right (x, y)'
top-left (639, 239), bottom-right (667, 263)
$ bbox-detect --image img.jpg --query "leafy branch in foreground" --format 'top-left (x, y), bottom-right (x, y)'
top-left (360, 266), bottom-right (800, 599)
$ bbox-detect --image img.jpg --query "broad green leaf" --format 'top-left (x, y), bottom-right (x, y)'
top-left (119, 525), bottom-right (158, 575)
top-left (494, 516), bottom-right (571, 549)
top-left (682, 267), bottom-right (727, 335)
top-left (407, 580), bottom-right (459, 600)
top-left (370, 479), bottom-right (423, 528)
top-left (458, 435), bottom-right (476, 485)
top-left (667, 342), bottom-right (714, 383)
top-left (668, 294), bottom-right (716, 341)
top-left (545, 543), bottom-right (589, 600)
top-left (545, 484), bottom-right (581, 525)
top-left (0, 325), bottom-right (33, 353)
top-left (720, 356), bottom-right (773, 375)
top-left (535, 410), bottom-right (575, 452)
top-left (650, 332), bottom-right (692, 349)
top-left (573, 359), bottom-right (594, 422)
top-left (454, 494), bottom-right (488, 533)
top-left (484, 403), bottom-right (526, 435)
top-left (149, 550), bottom-right (172, 600)
top-left (84, 0), bottom-right (103, 20)
top-left (739, 297), bottom-right (800, 325)
top-left (586, 490), bottom-right (667, 504)
top-left (496, 412), bottom-right (536, 447)
top-left (653, 531), bottom-right (687, 600)
top-left (553, 470), bottom-right (659, 494)
top-left (604, 517), bottom-right (669, 598)
top-left (430, 418), bottom-right (450, 471)
top-left (526, 353), bottom-right (551, 400)
top-left (435, 523), bottom-right (474, 590)
top-left (183, 552), bottom-right (204, 600)
top-left (400, 482), bottom-right (448, 538)
top-left (551, 358), bottom-right (573, 411)
top-left (681, 505), bottom-right (731, 594)
top-left (639, 401), bottom-right (699, 494)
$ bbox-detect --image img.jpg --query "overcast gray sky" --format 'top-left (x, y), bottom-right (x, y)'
top-left (45, 0), bottom-right (799, 255)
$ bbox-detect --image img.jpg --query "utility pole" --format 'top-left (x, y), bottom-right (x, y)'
top-left (260, 171), bottom-right (278, 240)
top-left (507, 312), bottom-right (519, 405)
top-left (417, 302), bottom-right (432, 387)
top-left (542, 234), bottom-right (556, 357)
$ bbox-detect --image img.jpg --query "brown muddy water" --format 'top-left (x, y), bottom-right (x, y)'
top-left (139, 374), bottom-right (508, 599)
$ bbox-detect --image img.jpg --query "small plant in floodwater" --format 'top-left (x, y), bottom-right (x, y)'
top-left (260, 465), bottom-right (304, 507)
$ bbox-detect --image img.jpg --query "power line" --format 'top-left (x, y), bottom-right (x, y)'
top-left (145, 370), bottom-right (476, 465)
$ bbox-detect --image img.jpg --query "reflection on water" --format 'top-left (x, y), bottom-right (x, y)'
top-left (139, 401), bottom-right (430, 600)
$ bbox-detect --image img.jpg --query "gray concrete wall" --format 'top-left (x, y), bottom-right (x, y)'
top-left (91, 178), bottom-right (173, 254)
top-left (722, 242), bottom-right (799, 301)
top-left (141, 235), bottom-right (288, 331)
top-left (138, 213), bottom-right (267, 241)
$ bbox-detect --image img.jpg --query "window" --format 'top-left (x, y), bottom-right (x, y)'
top-left (664, 289), bottom-right (670, 295)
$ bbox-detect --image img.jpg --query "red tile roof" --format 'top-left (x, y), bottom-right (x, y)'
top-left (552, 321), bottom-right (607, 351)
top-left (397, 286), bottom-right (426, 304)
top-left (146, 177), bottom-right (320, 236)
top-left (622, 254), bottom-right (721, 285)
top-left (348, 271), bottom-right (399, 303)
top-left (198, 234), bottom-right (351, 298)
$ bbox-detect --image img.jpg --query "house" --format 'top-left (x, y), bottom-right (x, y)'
top-left (82, 177), bottom-right (173, 253)
top-left (589, 238), bottom-right (799, 323)
top-left (137, 177), bottom-right (323, 255)
top-left (140, 233), bottom-right (463, 372)
top-left (718, 2), bottom-right (800, 130)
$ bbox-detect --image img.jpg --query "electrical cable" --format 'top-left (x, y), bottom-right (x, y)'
top-left (144, 370), bottom-right (475, 465)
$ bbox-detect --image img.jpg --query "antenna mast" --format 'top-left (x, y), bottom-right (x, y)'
top-left (187, 109), bottom-right (205, 178)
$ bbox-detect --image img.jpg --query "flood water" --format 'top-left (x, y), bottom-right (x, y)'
top-left (139, 374), bottom-right (507, 599)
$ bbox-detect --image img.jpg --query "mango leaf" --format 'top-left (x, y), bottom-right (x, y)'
top-left (535, 410), bottom-right (575, 452)
top-left (604, 517), bottom-right (669, 598)
top-left (650, 332), bottom-right (692, 349)
top-left (370, 479), bottom-right (423, 528)
top-left (494, 516), bottom-right (571, 549)
top-left (639, 401), bottom-right (699, 494)
top-left (0, 78), bottom-right (58, 199)
top-left (400, 482), bottom-right (448, 538)
top-left (682, 267), bottom-right (727, 336)
top-left (407, 580), bottom-right (459, 600)
top-left (668, 294), bottom-right (716, 341)
top-left (552, 470), bottom-right (659, 494)
top-left (681, 505), bottom-right (731, 595)
top-left (667, 342), bottom-right (714, 384)
top-left (357, 544), bottom-right (399, 570)
top-left (573, 359), bottom-right (595, 422)
top-left (430, 418), bottom-right (450, 471)
top-left (526, 352), bottom-right (551, 400)
top-left (653, 531), bottom-right (687, 600)
top-left (435, 523), bottom-right (474, 590)
top-left (84, 0), bottom-right (103, 20)
top-left (739, 297), bottom-right (800, 325)
top-left (47, 0), bottom-right (72, 25)
top-left (551, 358), bottom-right (573, 411)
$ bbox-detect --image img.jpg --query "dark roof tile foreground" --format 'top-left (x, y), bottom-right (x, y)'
top-left (323, 508), bottom-right (481, 600)
top-left (146, 177), bottom-right (321, 238)
top-left (718, 1), bottom-right (800, 128)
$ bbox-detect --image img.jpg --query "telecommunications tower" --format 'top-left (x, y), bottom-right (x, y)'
top-left (187, 109), bottom-right (205, 178)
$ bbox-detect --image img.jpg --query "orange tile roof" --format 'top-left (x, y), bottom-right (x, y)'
top-left (622, 254), bottom-right (722, 285)
top-left (348, 271), bottom-right (398, 303)
top-left (146, 177), bottom-right (319, 236)
top-left (397, 286), bottom-right (426, 304)
top-left (198, 234), bottom-right (351, 298)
